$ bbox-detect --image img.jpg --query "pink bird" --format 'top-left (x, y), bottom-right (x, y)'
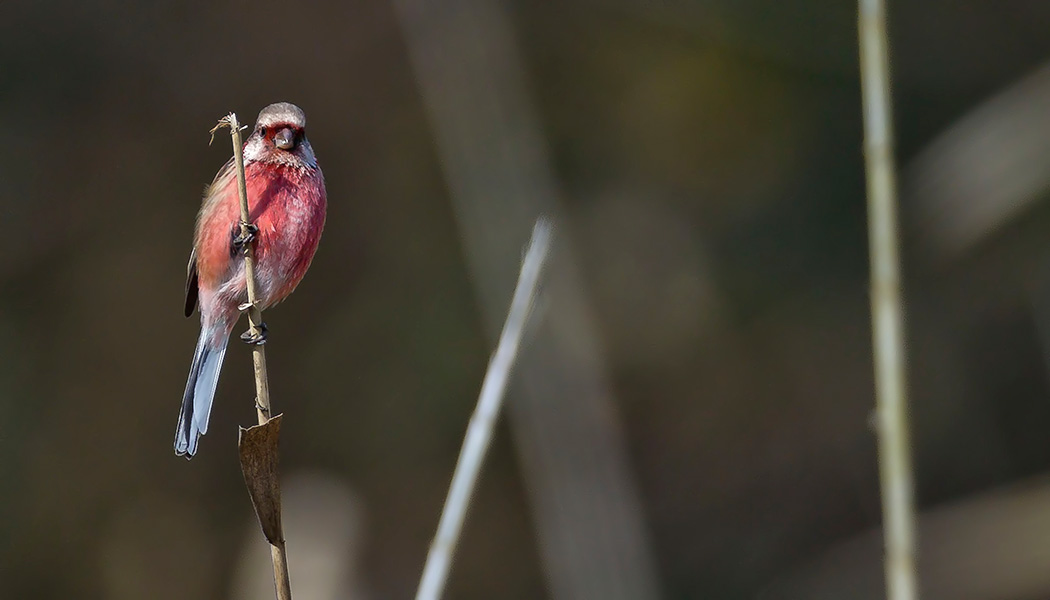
top-left (176, 102), bottom-right (327, 458)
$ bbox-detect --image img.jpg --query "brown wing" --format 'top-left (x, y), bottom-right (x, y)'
top-left (184, 157), bottom-right (237, 317)
top-left (184, 248), bottom-right (199, 317)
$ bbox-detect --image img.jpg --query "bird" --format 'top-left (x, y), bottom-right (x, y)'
top-left (176, 102), bottom-right (327, 458)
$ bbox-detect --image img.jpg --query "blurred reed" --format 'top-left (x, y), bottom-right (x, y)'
top-left (393, 1), bottom-right (663, 598)
top-left (858, 1), bottom-right (919, 599)
top-left (416, 219), bottom-right (551, 600)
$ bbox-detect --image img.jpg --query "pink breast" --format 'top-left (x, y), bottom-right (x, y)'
top-left (245, 163), bottom-right (327, 307)
top-left (195, 162), bottom-right (326, 310)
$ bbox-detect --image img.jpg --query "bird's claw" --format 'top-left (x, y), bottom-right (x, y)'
top-left (231, 222), bottom-right (259, 252)
top-left (238, 301), bottom-right (254, 312)
top-left (240, 322), bottom-right (268, 345)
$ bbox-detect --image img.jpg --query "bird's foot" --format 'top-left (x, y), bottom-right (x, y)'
top-left (240, 322), bottom-right (268, 345)
top-left (231, 222), bottom-right (259, 253)
top-left (255, 398), bottom-right (270, 415)
top-left (237, 301), bottom-right (255, 312)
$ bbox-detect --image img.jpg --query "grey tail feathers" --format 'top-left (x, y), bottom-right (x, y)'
top-left (174, 328), bottom-right (230, 458)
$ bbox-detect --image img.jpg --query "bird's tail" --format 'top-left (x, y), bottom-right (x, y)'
top-left (175, 326), bottom-right (230, 458)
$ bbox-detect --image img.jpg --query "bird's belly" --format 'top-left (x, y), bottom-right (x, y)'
top-left (197, 163), bottom-right (326, 323)
top-left (252, 199), bottom-right (324, 308)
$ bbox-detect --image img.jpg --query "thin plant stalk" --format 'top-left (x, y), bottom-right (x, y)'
top-left (858, 2), bottom-right (919, 600)
top-left (213, 113), bottom-right (291, 600)
top-left (415, 219), bottom-right (552, 600)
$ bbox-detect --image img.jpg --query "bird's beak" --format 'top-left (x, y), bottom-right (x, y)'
top-left (274, 127), bottom-right (296, 150)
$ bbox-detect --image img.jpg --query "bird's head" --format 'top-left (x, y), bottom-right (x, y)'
top-left (244, 102), bottom-right (317, 169)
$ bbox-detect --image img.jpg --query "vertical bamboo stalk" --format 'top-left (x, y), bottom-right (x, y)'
top-left (215, 113), bottom-right (291, 600)
top-left (858, 2), bottom-right (919, 600)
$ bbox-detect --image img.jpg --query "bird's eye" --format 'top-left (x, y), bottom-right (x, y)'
top-left (258, 127), bottom-right (267, 138)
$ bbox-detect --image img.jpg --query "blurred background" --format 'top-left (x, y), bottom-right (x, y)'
top-left (5, 1), bottom-right (1050, 599)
